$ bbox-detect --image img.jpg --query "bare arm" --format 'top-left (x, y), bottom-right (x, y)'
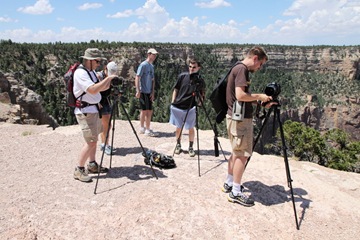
top-left (171, 89), bottom-right (178, 103)
top-left (86, 75), bottom-right (116, 95)
top-left (236, 86), bottom-right (272, 103)
top-left (150, 78), bottom-right (155, 100)
top-left (135, 75), bottom-right (140, 92)
top-left (135, 75), bottom-right (141, 98)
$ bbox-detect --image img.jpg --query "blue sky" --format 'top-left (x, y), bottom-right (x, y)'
top-left (1, 0), bottom-right (359, 45)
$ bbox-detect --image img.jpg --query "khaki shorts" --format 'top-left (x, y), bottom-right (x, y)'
top-left (226, 117), bottom-right (253, 157)
top-left (76, 113), bottom-right (102, 143)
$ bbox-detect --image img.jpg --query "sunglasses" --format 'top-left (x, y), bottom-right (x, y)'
top-left (94, 60), bottom-right (100, 63)
top-left (189, 66), bottom-right (198, 69)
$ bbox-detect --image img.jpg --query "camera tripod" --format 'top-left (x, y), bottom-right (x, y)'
top-left (246, 102), bottom-right (299, 230)
top-left (94, 94), bottom-right (158, 194)
top-left (173, 82), bottom-right (227, 177)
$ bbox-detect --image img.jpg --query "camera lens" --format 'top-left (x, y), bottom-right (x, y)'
top-left (264, 82), bottom-right (281, 97)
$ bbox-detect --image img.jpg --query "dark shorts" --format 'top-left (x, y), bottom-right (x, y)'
top-left (100, 103), bottom-right (112, 115)
top-left (139, 93), bottom-right (152, 110)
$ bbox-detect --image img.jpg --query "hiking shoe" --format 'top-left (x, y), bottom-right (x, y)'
top-left (139, 127), bottom-right (146, 134)
top-left (188, 147), bottom-right (196, 157)
top-left (73, 167), bottom-right (92, 182)
top-left (87, 161), bottom-right (109, 174)
top-left (145, 129), bottom-right (158, 137)
top-left (174, 144), bottom-right (181, 154)
top-left (228, 191), bottom-right (255, 207)
top-left (104, 145), bottom-right (115, 155)
top-left (222, 183), bottom-right (244, 193)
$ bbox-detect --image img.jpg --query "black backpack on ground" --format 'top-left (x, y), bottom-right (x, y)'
top-left (210, 61), bottom-right (241, 124)
top-left (143, 150), bottom-right (176, 169)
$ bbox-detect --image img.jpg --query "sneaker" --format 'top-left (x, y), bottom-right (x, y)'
top-left (73, 167), bottom-right (92, 182)
top-left (222, 183), bottom-right (244, 193)
top-left (104, 145), bottom-right (115, 155)
top-left (228, 191), bottom-right (255, 207)
top-left (100, 144), bottom-right (105, 151)
top-left (222, 183), bottom-right (233, 193)
top-left (87, 161), bottom-right (109, 174)
top-left (139, 127), bottom-right (146, 134)
top-left (188, 147), bottom-right (196, 157)
top-left (174, 144), bottom-right (181, 154)
top-left (145, 129), bottom-right (158, 137)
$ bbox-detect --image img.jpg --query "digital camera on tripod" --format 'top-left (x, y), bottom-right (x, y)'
top-left (264, 82), bottom-right (281, 101)
top-left (190, 72), bottom-right (205, 90)
top-left (110, 76), bottom-right (128, 103)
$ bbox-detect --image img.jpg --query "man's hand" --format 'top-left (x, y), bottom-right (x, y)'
top-left (264, 101), bottom-right (278, 108)
top-left (135, 91), bottom-right (140, 99)
top-left (258, 93), bottom-right (272, 103)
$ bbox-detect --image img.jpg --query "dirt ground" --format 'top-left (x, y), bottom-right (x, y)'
top-left (0, 120), bottom-right (359, 240)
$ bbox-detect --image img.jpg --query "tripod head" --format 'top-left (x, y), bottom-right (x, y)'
top-left (190, 72), bottom-right (205, 91)
top-left (255, 99), bottom-right (281, 120)
top-left (109, 76), bottom-right (128, 103)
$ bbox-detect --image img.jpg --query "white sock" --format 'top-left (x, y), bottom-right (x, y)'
top-left (232, 183), bottom-right (242, 196)
top-left (226, 174), bottom-right (233, 186)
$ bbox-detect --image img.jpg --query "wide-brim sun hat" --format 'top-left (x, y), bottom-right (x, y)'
top-left (80, 48), bottom-right (105, 60)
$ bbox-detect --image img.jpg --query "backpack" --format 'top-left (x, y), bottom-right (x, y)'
top-left (143, 150), bottom-right (176, 169)
top-left (210, 61), bottom-right (241, 124)
top-left (63, 63), bottom-right (92, 107)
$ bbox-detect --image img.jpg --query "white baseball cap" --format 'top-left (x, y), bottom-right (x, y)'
top-left (147, 48), bottom-right (158, 54)
top-left (106, 61), bottom-right (118, 75)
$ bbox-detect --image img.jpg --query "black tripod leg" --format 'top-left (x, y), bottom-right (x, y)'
top-left (275, 107), bottom-right (299, 230)
top-left (94, 99), bottom-right (118, 194)
top-left (245, 106), bottom-right (273, 169)
top-left (109, 105), bottom-right (117, 168)
top-left (195, 104), bottom-right (201, 177)
top-left (196, 94), bottom-right (227, 160)
top-left (119, 101), bottom-right (158, 179)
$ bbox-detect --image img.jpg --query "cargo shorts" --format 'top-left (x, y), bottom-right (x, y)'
top-left (76, 113), bottom-right (102, 143)
top-left (226, 116), bottom-right (253, 157)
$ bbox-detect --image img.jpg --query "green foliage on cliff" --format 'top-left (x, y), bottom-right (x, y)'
top-left (0, 40), bottom-right (359, 173)
top-left (267, 120), bottom-right (360, 173)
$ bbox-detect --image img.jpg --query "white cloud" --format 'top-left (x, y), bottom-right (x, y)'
top-left (254, 0), bottom-right (360, 45)
top-left (108, 0), bottom-right (169, 26)
top-left (78, 3), bottom-right (103, 11)
top-left (195, 0), bottom-right (231, 8)
top-left (107, 9), bottom-right (133, 18)
top-left (0, 17), bottom-right (18, 23)
top-left (17, 0), bottom-right (54, 15)
top-left (3, 0), bottom-right (360, 45)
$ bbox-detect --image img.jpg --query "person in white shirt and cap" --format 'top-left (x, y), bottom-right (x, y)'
top-left (135, 48), bottom-right (159, 137)
top-left (98, 61), bottom-right (118, 155)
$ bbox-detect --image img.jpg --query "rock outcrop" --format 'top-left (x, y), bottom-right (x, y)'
top-left (0, 72), bottom-right (58, 128)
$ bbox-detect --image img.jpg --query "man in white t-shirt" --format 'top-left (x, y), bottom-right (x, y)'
top-left (73, 48), bottom-right (117, 182)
